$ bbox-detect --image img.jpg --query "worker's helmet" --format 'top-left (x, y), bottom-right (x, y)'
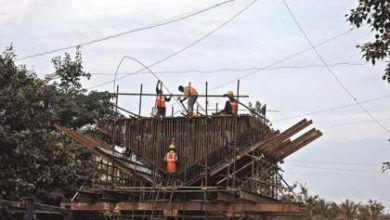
top-left (224, 91), bottom-right (234, 97)
top-left (169, 143), bottom-right (176, 150)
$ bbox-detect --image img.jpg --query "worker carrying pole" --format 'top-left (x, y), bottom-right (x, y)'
top-left (164, 138), bottom-right (178, 174)
top-left (178, 84), bottom-right (198, 116)
top-left (213, 91), bottom-right (237, 115)
top-left (154, 80), bottom-right (172, 117)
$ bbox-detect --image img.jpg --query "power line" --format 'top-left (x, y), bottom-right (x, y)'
top-left (111, 56), bottom-right (190, 111)
top-left (273, 94), bottom-right (390, 122)
top-left (15, 0), bottom-right (236, 61)
top-left (209, 29), bottom-right (354, 91)
top-left (285, 164), bottom-right (380, 173)
top-left (77, 61), bottom-right (369, 76)
top-left (287, 159), bottom-right (380, 166)
top-left (87, 0), bottom-right (259, 90)
top-left (281, 0), bottom-right (390, 136)
top-left (164, 62), bottom-right (385, 115)
top-left (327, 117), bottom-right (390, 128)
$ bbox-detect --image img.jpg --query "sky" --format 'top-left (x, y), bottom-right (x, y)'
top-left (1, 0), bottom-right (389, 211)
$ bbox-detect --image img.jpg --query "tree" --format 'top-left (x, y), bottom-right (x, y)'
top-left (51, 46), bottom-right (90, 93)
top-left (50, 47), bottom-right (113, 128)
top-left (347, 0), bottom-right (390, 83)
top-left (367, 200), bottom-right (385, 220)
top-left (324, 202), bottom-right (341, 220)
top-left (382, 161), bottom-right (390, 172)
top-left (0, 45), bottom-right (114, 204)
top-left (340, 199), bottom-right (360, 220)
top-left (358, 204), bottom-right (371, 220)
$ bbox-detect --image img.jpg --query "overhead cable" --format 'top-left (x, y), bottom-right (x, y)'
top-left (273, 94), bottom-right (390, 122)
top-left (87, 0), bottom-right (259, 90)
top-left (209, 29), bottom-right (354, 91)
top-left (15, 0), bottom-right (236, 61)
top-left (281, 0), bottom-right (390, 135)
top-left (81, 61), bottom-right (370, 76)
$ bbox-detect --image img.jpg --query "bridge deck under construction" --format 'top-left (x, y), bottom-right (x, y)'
top-left (56, 114), bottom-right (321, 219)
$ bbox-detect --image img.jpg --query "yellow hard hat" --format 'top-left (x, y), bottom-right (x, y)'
top-left (224, 91), bottom-right (234, 97)
top-left (169, 143), bottom-right (176, 150)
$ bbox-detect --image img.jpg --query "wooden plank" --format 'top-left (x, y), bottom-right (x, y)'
top-left (209, 131), bottom-right (279, 177)
top-left (259, 119), bottom-right (312, 153)
top-left (276, 130), bottom-right (322, 160)
top-left (272, 128), bottom-right (321, 159)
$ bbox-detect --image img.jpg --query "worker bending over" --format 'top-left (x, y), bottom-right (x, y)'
top-left (155, 80), bottom-right (171, 117)
top-left (213, 91), bottom-right (237, 115)
top-left (178, 85), bottom-right (198, 116)
top-left (164, 139), bottom-right (178, 174)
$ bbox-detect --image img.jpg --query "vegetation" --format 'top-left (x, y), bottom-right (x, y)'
top-left (280, 184), bottom-right (387, 220)
top-left (0, 44), bottom-right (388, 218)
top-left (347, 1), bottom-right (390, 172)
top-left (382, 161), bottom-right (390, 172)
top-left (0, 45), bottom-right (114, 204)
top-left (347, 0), bottom-right (390, 83)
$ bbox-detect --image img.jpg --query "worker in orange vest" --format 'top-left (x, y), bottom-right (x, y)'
top-left (178, 85), bottom-right (198, 116)
top-left (213, 91), bottom-right (237, 115)
top-left (155, 80), bottom-right (171, 117)
top-left (164, 139), bottom-right (178, 174)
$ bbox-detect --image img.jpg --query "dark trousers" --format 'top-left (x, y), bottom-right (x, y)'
top-left (157, 107), bottom-right (166, 117)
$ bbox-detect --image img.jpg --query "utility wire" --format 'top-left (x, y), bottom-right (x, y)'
top-left (273, 94), bottom-right (390, 122)
top-left (281, 0), bottom-right (390, 136)
top-left (15, 0), bottom-right (236, 61)
top-left (285, 164), bottom-right (380, 173)
top-left (77, 61), bottom-right (370, 76)
top-left (287, 159), bottom-right (381, 166)
top-left (87, 0), bottom-right (259, 90)
top-left (209, 29), bottom-right (354, 91)
top-left (112, 56), bottom-right (188, 111)
top-left (327, 117), bottom-right (390, 128)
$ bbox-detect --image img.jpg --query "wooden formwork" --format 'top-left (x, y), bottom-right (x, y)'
top-left (56, 115), bottom-right (321, 219)
top-left (102, 115), bottom-right (271, 173)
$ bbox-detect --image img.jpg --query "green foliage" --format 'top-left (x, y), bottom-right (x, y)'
top-left (347, 0), bottom-right (390, 82)
top-left (382, 161), bottom-right (390, 172)
top-left (0, 45), bottom-right (113, 204)
top-left (279, 184), bottom-right (386, 220)
top-left (340, 199), bottom-right (360, 220)
top-left (247, 101), bottom-right (270, 126)
top-left (248, 101), bottom-right (267, 117)
top-left (51, 47), bottom-right (90, 92)
top-left (367, 199), bottom-right (385, 220)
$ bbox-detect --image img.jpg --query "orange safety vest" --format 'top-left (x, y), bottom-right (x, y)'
top-left (166, 151), bottom-right (177, 173)
top-left (230, 101), bottom-right (237, 114)
top-left (184, 86), bottom-right (198, 96)
top-left (155, 95), bottom-right (166, 108)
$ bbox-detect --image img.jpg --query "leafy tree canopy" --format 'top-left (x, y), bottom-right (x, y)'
top-left (347, 0), bottom-right (390, 82)
top-left (0, 45), bottom-right (114, 204)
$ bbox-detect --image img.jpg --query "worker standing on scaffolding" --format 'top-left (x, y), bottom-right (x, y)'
top-left (178, 85), bottom-right (198, 116)
top-left (155, 80), bottom-right (171, 117)
top-left (213, 91), bottom-right (237, 115)
top-left (164, 139), bottom-right (178, 174)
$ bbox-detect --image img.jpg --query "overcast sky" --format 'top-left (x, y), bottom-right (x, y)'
top-left (1, 0), bottom-right (389, 210)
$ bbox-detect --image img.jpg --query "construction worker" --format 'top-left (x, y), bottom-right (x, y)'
top-left (213, 91), bottom-right (237, 115)
top-left (178, 85), bottom-right (198, 116)
top-left (164, 139), bottom-right (178, 174)
top-left (155, 80), bottom-right (171, 117)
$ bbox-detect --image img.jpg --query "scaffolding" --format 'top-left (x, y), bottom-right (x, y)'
top-left (56, 81), bottom-right (321, 219)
